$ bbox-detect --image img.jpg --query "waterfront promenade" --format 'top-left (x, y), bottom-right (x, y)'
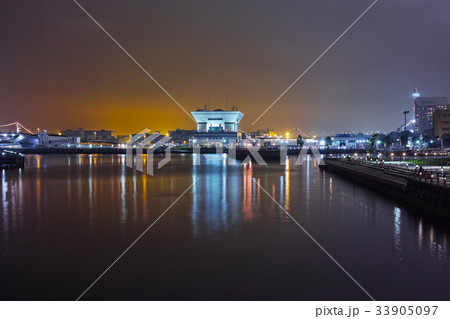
top-left (322, 158), bottom-right (450, 216)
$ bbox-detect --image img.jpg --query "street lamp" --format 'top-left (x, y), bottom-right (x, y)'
top-left (402, 110), bottom-right (410, 161)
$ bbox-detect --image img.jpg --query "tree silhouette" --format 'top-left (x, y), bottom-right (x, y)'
top-left (297, 134), bottom-right (304, 147)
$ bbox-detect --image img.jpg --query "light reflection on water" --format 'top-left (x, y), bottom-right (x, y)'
top-left (1, 154), bottom-right (450, 300)
top-left (393, 207), bottom-right (402, 258)
top-left (6, 154), bottom-right (450, 259)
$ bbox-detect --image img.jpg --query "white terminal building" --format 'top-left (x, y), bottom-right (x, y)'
top-left (190, 108), bottom-right (243, 146)
top-left (39, 133), bottom-right (80, 148)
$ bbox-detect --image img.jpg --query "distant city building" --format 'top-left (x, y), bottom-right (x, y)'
top-left (190, 107), bottom-right (243, 146)
top-left (257, 128), bottom-right (275, 137)
top-left (329, 133), bottom-right (371, 149)
top-left (62, 128), bottom-right (117, 143)
top-left (125, 131), bottom-right (168, 147)
top-left (39, 133), bottom-right (80, 148)
top-left (255, 138), bottom-right (297, 148)
top-left (168, 129), bottom-right (196, 145)
top-left (116, 135), bottom-right (132, 144)
top-left (414, 97), bottom-right (448, 133)
top-left (242, 128), bottom-right (275, 139)
top-left (433, 109), bottom-right (450, 137)
top-left (0, 131), bottom-right (79, 149)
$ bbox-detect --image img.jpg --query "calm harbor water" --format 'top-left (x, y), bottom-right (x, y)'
top-left (1, 154), bottom-right (450, 300)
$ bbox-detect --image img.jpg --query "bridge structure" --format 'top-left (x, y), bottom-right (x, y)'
top-left (0, 122), bottom-right (35, 134)
top-left (287, 127), bottom-right (315, 139)
top-left (0, 122), bottom-right (38, 148)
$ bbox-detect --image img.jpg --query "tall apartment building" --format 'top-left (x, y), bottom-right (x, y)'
top-left (433, 110), bottom-right (450, 137)
top-left (414, 97), bottom-right (448, 133)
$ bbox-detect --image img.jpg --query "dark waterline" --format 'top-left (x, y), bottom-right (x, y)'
top-left (1, 154), bottom-right (449, 301)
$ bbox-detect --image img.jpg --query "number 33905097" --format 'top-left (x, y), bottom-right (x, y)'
top-left (375, 306), bottom-right (438, 316)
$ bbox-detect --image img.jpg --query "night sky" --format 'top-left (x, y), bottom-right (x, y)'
top-left (1, 0), bottom-right (450, 135)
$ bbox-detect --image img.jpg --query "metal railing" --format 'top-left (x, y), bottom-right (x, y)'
top-left (359, 159), bottom-right (449, 188)
top-left (330, 158), bottom-right (449, 188)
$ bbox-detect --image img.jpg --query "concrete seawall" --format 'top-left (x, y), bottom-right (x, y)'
top-left (321, 159), bottom-right (450, 217)
top-left (4, 147), bottom-right (372, 156)
top-left (3, 148), bottom-right (168, 155)
top-left (0, 150), bottom-right (25, 168)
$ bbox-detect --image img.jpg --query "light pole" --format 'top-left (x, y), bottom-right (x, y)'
top-left (402, 110), bottom-right (410, 162)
